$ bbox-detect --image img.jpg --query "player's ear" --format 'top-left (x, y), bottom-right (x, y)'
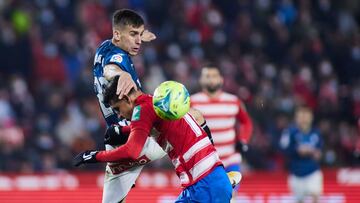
top-left (123, 95), bottom-right (131, 104)
top-left (199, 73), bottom-right (206, 87)
top-left (113, 29), bottom-right (121, 41)
top-left (219, 75), bottom-right (224, 86)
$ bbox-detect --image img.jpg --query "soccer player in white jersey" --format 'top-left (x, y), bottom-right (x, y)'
top-left (191, 65), bottom-right (253, 201)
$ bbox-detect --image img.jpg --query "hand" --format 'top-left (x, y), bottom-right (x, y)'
top-left (298, 144), bottom-right (314, 156)
top-left (104, 125), bottom-right (129, 146)
top-left (117, 72), bottom-right (138, 99)
top-left (73, 150), bottom-right (98, 167)
top-left (227, 171), bottom-right (242, 188)
top-left (141, 30), bottom-right (156, 42)
top-left (235, 141), bottom-right (249, 153)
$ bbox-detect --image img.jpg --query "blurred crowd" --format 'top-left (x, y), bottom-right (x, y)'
top-left (0, 0), bottom-right (359, 173)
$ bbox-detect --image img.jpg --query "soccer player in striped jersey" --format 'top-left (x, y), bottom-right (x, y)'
top-left (191, 65), bottom-right (253, 201)
top-left (74, 76), bottom-right (233, 202)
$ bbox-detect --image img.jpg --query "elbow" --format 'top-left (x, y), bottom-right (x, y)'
top-left (103, 65), bottom-right (122, 80)
top-left (189, 108), bottom-right (205, 125)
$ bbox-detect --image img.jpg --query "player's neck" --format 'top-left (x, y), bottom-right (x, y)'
top-left (111, 38), bottom-right (126, 52)
top-left (130, 91), bottom-right (143, 103)
top-left (299, 125), bottom-right (311, 133)
top-left (111, 38), bottom-right (118, 46)
top-left (203, 89), bottom-right (222, 99)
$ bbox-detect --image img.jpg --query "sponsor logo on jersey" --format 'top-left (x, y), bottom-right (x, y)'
top-left (132, 105), bottom-right (141, 121)
top-left (107, 155), bottom-right (151, 174)
top-left (110, 54), bottom-right (123, 63)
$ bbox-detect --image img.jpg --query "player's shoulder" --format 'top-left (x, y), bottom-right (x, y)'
top-left (219, 92), bottom-right (240, 104)
top-left (96, 39), bottom-right (112, 53)
top-left (98, 40), bottom-right (130, 64)
top-left (132, 94), bottom-right (156, 121)
top-left (190, 92), bottom-right (209, 102)
top-left (311, 128), bottom-right (321, 136)
top-left (135, 94), bottom-right (154, 110)
top-left (285, 125), bottom-right (298, 135)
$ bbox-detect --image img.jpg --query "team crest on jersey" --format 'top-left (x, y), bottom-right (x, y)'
top-left (110, 54), bottom-right (123, 63)
top-left (131, 106), bottom-right (141, 121)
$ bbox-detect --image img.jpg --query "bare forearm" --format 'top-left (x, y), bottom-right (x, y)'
top-left (103, 64), bottom-right (125, 80)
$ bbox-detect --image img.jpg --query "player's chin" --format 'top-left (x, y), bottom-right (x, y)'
top-left (129, 49), bottom-right (140, 56)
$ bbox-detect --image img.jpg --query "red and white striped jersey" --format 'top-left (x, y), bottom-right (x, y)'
top-left (191, 91), bottom-right (253, 167)
top-left (96, 94), bottom-right (222, 187)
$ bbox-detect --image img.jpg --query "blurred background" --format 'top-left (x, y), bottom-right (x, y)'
top-left (0, 0), bottom-right (359, 202)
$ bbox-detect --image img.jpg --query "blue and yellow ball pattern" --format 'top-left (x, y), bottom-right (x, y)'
top-left (153, 81), bottom-right (190, 120)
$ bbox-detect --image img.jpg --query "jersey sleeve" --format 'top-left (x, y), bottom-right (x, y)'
top-left (130, 102), bottom-right (158, 137)
top-left (279, 128), bottom-right (297, 156)
top-left (236, 101), bottom-right (253, 144)
top-left (96, 102), bottom-right (157, 162)
top-left (103, 51), bottom-right (130, 72)
top-left (96, 127), bottom-right (148, 162)
top-left (103, 50), bottom-right (142, 90)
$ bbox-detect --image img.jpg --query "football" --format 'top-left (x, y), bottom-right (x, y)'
top-left (153, 81), bottom-right (190, 120)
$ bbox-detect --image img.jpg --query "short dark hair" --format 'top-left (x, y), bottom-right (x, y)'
top-left (103, 76), bottom-right (120, 106)
top-left (202, 63), bottom-right (223, 75)
top-left (103, 76), bottom-right (137, 106)
top-left (295, 105), bottom-right (313, 114)
top-left (112, 9), bottom-right (144, 29)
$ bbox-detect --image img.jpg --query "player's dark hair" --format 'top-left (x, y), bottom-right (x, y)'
top-left (103, 76), bottom-right (120, 106)
top-left (112, 9), bottom-right (144, 29)
top-left (103, 76), bottom-right (137, 106)
top-left (202, 63), bottom-right (223, 76)
top-left (295, 105), bottom-right (313, 114)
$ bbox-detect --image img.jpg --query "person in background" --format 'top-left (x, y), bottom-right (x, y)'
top-left (280, 106), bottom-right (323, 203)
top-left (191, 65), bottom-right (253, 202)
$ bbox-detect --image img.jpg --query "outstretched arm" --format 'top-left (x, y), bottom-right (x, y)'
top-left (104, 64), bottom-right (138, 99)
top-left (73, 127), bottom-right (148, 166)
top-left (96, 127), bottom-right (148, 162)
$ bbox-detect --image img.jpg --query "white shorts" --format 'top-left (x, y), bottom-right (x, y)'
top-left (102, 136), bottom-right (167, 203)
top-left (288, 170), bottom-right (323, 201)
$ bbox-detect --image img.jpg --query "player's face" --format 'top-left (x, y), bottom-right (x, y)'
top-left (295, 109), bottom-right (313, 131)
top-left (111, 99), bottom-right (134, 120)
top-left (114, 24), bottom-right (144, 56)
top-left (200, 68), bottom-right (223, 93)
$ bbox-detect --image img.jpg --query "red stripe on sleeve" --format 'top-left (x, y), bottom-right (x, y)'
top-left (96, 128), bottom-right (148, 162)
